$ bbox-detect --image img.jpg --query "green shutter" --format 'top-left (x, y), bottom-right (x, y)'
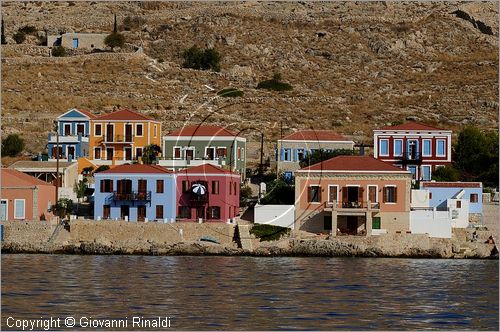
top-left (372, 217), bottom-right (381, 230)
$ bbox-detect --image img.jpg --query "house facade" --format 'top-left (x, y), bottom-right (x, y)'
top-left (295, 156), bottom-right (412, 235)
top-left (1, 169), bottom-right (56, 222)
top-left (420, 181), bottom-right (483, 221)
top-left (373, 122), bottom-right (452, 181)
top-left (94, 164), bottom-right (176, 222)
top-left (47, 108), bottom-right (95, 161)
top-left (176, 164), bottom-right (240, 222)
top-left (47, 33), bottom-right (107, 49)
top-left (277, 130), bottom-right (355, 177)
top-left (81, 109), bottom-right (162, 170)
top-left (159, 125), bottom-right (247, 180)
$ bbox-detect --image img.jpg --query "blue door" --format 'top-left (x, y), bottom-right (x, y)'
top-left (1, 200), bottom-right (7, 221)
top-left (72, 38), bottom-right (79, 48)
top-left (407, 166), bottom-right (417, 180)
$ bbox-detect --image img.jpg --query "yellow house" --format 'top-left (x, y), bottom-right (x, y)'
top-left (78, 109), bottom-right (161, 172)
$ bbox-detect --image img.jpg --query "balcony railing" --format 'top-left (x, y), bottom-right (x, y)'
top-left (113, 191), bottom-right (151, 201)
top-left (401, 151), bottom-right (422, 163)
top-left (326, 201), bottom-right (380, 210)
top-left (190, 194), bottom-right (209, 203)
top-left (102, 135), bottom-right (134, 144)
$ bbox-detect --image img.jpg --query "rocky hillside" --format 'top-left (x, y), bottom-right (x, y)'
top-left (1, 1), bottom-right (498, 164)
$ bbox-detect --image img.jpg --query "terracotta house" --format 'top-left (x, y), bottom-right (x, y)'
top-left (294, 156), bottom-right (412, 235)
top-left (1, 169), bottom-right (56, 222)
top-left (373, 122), bottom-right (452, 181)
top-left (176, 164), bottom-right (240, 222)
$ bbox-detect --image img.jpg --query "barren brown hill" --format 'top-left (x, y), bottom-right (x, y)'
top-left (1, 1), bottom-right (498, 165)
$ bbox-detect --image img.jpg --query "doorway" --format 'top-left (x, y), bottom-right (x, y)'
top-left (67, 146), bottom-right (75, 159)
top-left (124, 147), bottom-right (132, 161)
top-left (347, 216), bottom-right (358, 234)
top-left (106, 148), bottom-right (114, 160)
top-left (137, 205), bottom-right (146, 222)
top-left (125, 124), bottom-right (133, 142)
top-left (196, 206), bottom-right (205, 220)
top-left (205, 147), bottom-right (215, 160)
top-left (120, 205), bottom-right (130, 221)
top-left (408, 140), bottom-right (418, 159)
top-left (106, 124), bottom-right (114, 142)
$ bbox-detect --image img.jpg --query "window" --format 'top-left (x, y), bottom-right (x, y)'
top-left (138, 179), bottom-right (147, 193)
top-left (216, 147), bottom-right (227, 158)
top-left (64, 124), bottom-right (71, 136)
top-left (328, 185), bottom-right (338, 202)
top-left (179, 206), bottom-right (191, 219)
top-left (308, 186), bottom-right (321, 203)
top-left (100, 179), bottom-right (113, 193)
top-left (368, 185), bottom-right (377, 203)
top-left (182, 180), bottom-right (189, 193)
top-left (456, 200), bottom-right (462, 208)
top-left (156, 205), bottom-right (164, 219)
top-left (234, 182), bottom-right (237, 195)
top-left (154, 125), bottom-right (157, 137)
top-left (379, 139), bottom-right (389, 156)
top-left (429, 192), bottom-right (432, 199)
top-left (297, 148), bottom-right (305, 161)
top-left (156, 180), bottom-right (164, 193)
top-left (94, 124), bottom-right (102, 136)
top-left (237, 147), bottom-right (241, 160)
top-left (229, 181), bottom-right (232, 195)
top-left (470, 193), bottom-right (478, 203)
top-left (209, 206), bottom-right (221, 220)
top-left (384, 186), bottom-right (397, 203)
top-left (422, 139), bottom-right (432, 157)
top-left (283, 148), bottom-right (292, 161)
top-left (76, 124), bottom-right (85, 136)
top-left (136, 124), bottom-right (143, 136)
top-left (14, 199), bottom-right (25, 219)
top-left (212, 181), bottom-right (219, 194)
top-left (136, 148), bottom-right (143, 159)
top-left (393, 139), bottom-right (403, 157)
top-left (436, 139), bottom-right (446, 157)
top-left (174, 147), bottom-right (181, 159)
top-left (94, 147), bottom-right (101, 160)
top-left (103, 205), bottom-right (110, 219)
top-left (422, 166), bottom-right (431, 181)
top-left (185, 148), bottom-right (194, 160)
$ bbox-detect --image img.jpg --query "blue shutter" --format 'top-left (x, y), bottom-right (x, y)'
top-left (280, 148), bottom-right (285, 161)
top-left (294, 149), bottom-right (299, 161)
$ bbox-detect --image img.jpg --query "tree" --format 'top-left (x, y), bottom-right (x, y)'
top-left (299, 148), bottom-right (354, 168)
top-left (182, 45), bottom-right (221, 72)
top-left (256, 72), bottom-right (293, 91)
top-left (260, 174), bottom-right (295, 205)
top-left (74, 179), bottom-right (88, 203)
top-left (1, 134), bottom-right (25, 157)
top-left (432, 165), bottom-right (460, 182)
top-left (113, 13), bottom-right (117, 33)
top-left (104, 32), bottom-right (125, 50)
top-left (1, 19), bottom-right (6, 45)
top-left (142, 144), bottom-right (161, 164)
top-left (53, 198), bottom-right (73, 220)
top-left (94, 165), bottom-right (110, 173)
top-left (51, 46), bottom-right (66, 57)
top-left (240, 185), bottom-right (253, 207)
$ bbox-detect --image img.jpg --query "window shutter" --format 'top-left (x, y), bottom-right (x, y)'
top-left (358, 187), bottom-right (364, 202)
top-left (294, 149), bottom-right (299, 161)
top-left (100, 180), bottom-right (105, 192)
top-left (280, 148), bottom-right (285, 161)
top-left (308, 187), bottom-right (312, 202)
top-left (317, 187), bottom-right (321, 202)
top-left (394, 187), bottom-right (398, 203)
top-left (383, 187), bottom-right (387, 203)
top-left (342, 187), bottom-right (348, 203)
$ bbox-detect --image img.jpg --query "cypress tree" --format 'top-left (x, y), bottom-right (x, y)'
top-left (1, 18), bottom-right (6, 45)
top-left (113, 14), bottom-right (117, 33)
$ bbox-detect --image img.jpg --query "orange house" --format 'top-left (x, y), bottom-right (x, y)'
top-left (294, 156), bottom-right (412, 236)
top-left (1, 169), bottom-right (56, 222)
top-left (79, 109), bottom-right (161, 172)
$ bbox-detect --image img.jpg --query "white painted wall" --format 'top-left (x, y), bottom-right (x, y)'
top-left (410, 210), bottom-right (452, 238)
top-left (446, 199), bottom-right (469, 228)
top-left (411, 189), bottom-right (430, 208)
top-left (254, 204), bottom-right (295, 229)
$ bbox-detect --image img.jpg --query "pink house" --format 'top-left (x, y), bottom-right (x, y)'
top-left (1, 169), bottom-right (56, 222)
top-left (176, 164), bottom-right (240, 222)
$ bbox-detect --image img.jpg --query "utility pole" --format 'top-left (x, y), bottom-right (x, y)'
top-left (259, 132), bottom-right (264, 176)
top-left (55, 121), bottom-right (60, 215)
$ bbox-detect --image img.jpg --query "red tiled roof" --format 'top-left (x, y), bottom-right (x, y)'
top-left (378, 122), bottom-right (445, 131)
top-left (1, 168), bottom-right (55, 187)
top-left (167, 125), bottom-right (238, 137)
top-left (99, 164), bottom-right (173, 174)
top-left (298, 155), bottom-right (408, 172)
top-left (94, 109), bottom-right (156, 121)
top-left (421, 182), bottom-right (482, 188)
top-left (176, 164), bottom-right (237, 175)
top-left (281, 130), bottom-right (351, 141)
top-left (77, 109), bottom-right (96, 119)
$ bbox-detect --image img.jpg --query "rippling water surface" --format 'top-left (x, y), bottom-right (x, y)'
top-left (2, 255), bottom-right (498, 330)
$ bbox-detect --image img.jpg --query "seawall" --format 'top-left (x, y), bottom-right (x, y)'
top-left (1, 220), bottom-right (497, 258)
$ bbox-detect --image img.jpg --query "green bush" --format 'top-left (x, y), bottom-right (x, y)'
top-left (94, 165), bottom-right (110, 173)
top-left (240, 185), bottom-right (253, 207)
top-left (256, 73), bottom-right (293, 91)
top-left (104, 32), bottom-right (125, 50)
top-left (432, 165), bottom-right (460, 182)
top-left (250, 224), bottom-right (291, 242)
top-left (51, 46), bottom-right (66, 57)
top-left (1, 134), bottom-right (25, 157)
top-left (13, 31), bottom-right (25, 44)
top-left (218, 88), bottom-right (244, 98)
top-left (182, 45), bottom-right (221, 72)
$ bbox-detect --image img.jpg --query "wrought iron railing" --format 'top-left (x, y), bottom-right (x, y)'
top-left (113, 191), bottom-right (151, 201)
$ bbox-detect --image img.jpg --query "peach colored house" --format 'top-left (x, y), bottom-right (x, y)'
top-left (294, 156), bottom-right (412, 235)
top-left (1, 169), bottom-right (56, 222)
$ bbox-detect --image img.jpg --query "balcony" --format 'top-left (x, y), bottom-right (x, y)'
top-left (400, 151), bottom-right (422, 164)
top-left (325, 201), bottom-right (380, 215)
top-left (48, 133), bottom-right (89, 144)
top-left (158, 158), bottom-right (224, 168)
top-left (101, 135), bottom-right (134, 144)
top-left (113, 191), bottom-right (151, 201)
top-left (190, 194), bottom-right (209, 203)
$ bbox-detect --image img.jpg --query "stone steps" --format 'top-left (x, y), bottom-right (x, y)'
top-left (237, 224), bottom-right (253, 251)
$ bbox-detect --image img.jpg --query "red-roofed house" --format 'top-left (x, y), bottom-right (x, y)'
top-left (160, 125), bottom-right (247, 180)
top-left (1, 169), bottom-right (56, 221)
top-left (94, 164), bottom-right (176, 222)
top-left (373, 122), bottom-right (452, 181)
top-left (294, 156), bottom-right (412, 235)
top-left (176, 164), bottom-right (240, 222)
top-left (277, 130), bottom-right (354, 177)
top-left (79, 109), bottom-right (161, 172)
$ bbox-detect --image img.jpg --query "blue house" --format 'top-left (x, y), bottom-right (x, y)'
top-left (47, 108), bottom-right (95, 161)
top-left (94, 164), bottom-right (176, 222)
top-left (420, 182), bottom-right (483, 214)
